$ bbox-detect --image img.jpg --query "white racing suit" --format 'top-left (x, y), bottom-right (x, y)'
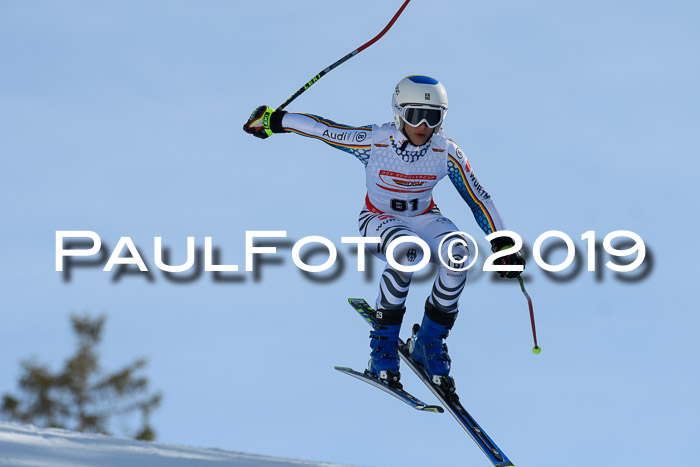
top-left (280, 113), bottom-right (506, 313)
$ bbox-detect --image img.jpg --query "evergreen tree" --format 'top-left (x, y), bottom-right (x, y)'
top-left (1, 314), bottom-right (162, 440)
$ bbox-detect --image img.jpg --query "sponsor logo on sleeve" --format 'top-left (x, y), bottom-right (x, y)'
top-left (323, 129), bottom-right (350, 142)
top-left (469, 172), bottom-right (490, 199)
top-left (453, 147), bottom-right (471, 171)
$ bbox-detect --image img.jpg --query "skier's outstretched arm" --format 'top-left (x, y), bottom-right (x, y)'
top-left (243, 105), bottom-right (371, 165)
top-left (446, 140), bottom-right (525, 277)
top-left (446, 140), bottom-right (506, 235)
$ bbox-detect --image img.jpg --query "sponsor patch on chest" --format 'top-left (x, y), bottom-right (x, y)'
top-left (378, 170), bottom-right (438, 193)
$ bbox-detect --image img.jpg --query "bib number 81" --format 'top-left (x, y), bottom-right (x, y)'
top-left (391, 198), bottom-right (419, 212)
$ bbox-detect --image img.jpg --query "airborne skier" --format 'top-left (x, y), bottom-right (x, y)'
top-left (243, 75), bottom-right (525, 388)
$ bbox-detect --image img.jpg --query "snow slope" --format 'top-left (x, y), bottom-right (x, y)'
top-left (0, 422), bottom-right (357, 467)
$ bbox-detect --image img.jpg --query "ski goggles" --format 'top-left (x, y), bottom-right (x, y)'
top-left (399, 105), bottom-right (445, 128)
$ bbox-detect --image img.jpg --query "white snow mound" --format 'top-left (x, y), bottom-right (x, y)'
top-left (0, 422), bottom-right (357, 467)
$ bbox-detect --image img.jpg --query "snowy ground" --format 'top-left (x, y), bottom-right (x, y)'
top-left (0, 422), bottom-right (357, 467)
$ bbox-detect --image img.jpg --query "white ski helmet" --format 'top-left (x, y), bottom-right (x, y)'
top-left (392, 75), bottom-right (448, 134)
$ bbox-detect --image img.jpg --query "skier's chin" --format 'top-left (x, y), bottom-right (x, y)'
top-left (405, 132), bottom-right (431, 146)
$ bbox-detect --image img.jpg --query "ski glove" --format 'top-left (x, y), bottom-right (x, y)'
top-left (490, 236), bottom-right (526, 279)
top-left (242, 105), bottom-right (287, 139)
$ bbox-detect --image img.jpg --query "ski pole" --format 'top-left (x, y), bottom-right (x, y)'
top-left (277, 0), bottom-right (412, 110)
top-left (517, 276), bottom-right (541, 354)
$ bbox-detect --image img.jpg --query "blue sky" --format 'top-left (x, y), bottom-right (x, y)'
top-left (1, 1), bottom-right (698, 466)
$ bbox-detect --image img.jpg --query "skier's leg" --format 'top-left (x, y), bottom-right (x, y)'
top-left (357, 208), bottom-right (425, 384)
top-left (411, 299), bottom-right (458, 380)
top-left (407, 212), bottom-right (469, 380)
top-left (376, 238), bottom-right (425, 311)
top-left (429, 229), bottom-right (468, 312)
top-left (358, 208), bottom-right (425, 312)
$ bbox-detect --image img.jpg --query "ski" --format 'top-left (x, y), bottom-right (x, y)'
top-left (348, 298), bottom-right (515, 467)
top-left (334, 366), bottom-right (443, 413)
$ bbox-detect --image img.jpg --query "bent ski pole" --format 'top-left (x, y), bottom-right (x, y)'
top-left (517, 276), bottom-right (541, 354)
top-left (278, 0), bottom-right (412, 110)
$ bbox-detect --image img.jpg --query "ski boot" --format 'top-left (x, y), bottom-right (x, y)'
top-left (366, 307), bottom-right (405, 389)
top-left (409, 300), bottom-right (458, 392)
